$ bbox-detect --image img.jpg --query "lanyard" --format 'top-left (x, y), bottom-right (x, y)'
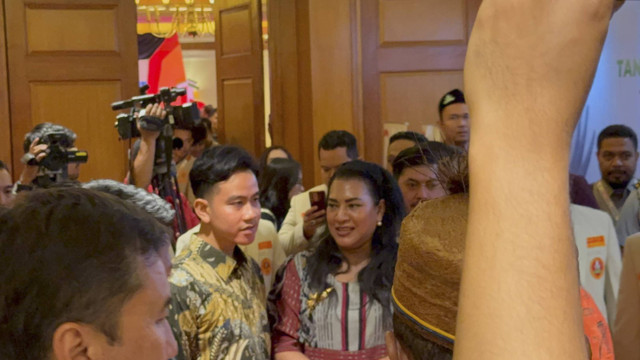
top-left (595, 180), bottom-right (620, 223)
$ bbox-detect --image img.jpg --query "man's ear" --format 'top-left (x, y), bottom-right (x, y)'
top-left (193, 198), bottom-right (211, 224)
top-left (51, 323), bottom-right (95, 360)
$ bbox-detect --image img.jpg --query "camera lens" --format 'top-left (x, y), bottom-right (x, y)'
top-left (172, 137), bottom-right (184, 150)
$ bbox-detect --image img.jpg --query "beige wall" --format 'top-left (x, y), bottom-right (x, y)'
top-left (183, 48), bottom-right (272, 146)
top-left (183, 50), bottom-right (218, 108)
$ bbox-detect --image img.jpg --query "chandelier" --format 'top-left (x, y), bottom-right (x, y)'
top-left (136, 0), bottom-right (216, 38)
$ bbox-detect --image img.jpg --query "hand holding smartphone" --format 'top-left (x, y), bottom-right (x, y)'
top-left (309, 191), bottom-right (326, 211)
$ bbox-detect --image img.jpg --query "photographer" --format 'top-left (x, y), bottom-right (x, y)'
top-left (0, 160), bottom-right (14, 207)
top-left (130, 104), bottom-right (196, 188)
top-left (131, 103), bottom-right (166, 189)
top-left (16, 123), bottom-right (84, 190)
top-left (129, 103), bottom-right (199, 235)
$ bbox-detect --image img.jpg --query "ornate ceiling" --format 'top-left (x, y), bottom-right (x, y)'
top-left (136, 0), bottom-right (215, 37)
top-left (136, 0), bottom-right (215, 5)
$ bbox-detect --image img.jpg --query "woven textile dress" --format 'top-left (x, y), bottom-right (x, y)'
top-left (270, 251), bottom-right (390, 360)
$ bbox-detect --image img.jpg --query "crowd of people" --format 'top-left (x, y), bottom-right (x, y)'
top-left (0, 0), bottom-right (637, 359)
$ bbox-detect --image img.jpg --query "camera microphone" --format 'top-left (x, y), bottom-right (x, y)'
top-left (111, 99), bottom-right (135, 111)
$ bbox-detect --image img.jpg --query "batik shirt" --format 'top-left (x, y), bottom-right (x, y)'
top-left (270, 251), bottom-right (391, 359)
top-left (168, 235), bottom-right (270, 360)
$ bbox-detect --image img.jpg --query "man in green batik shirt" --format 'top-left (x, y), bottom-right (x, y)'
top-left (168, 145), bottom-right (270, 360)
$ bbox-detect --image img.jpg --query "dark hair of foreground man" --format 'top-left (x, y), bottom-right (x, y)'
top-left (0, 188), bottom-right (170, 360)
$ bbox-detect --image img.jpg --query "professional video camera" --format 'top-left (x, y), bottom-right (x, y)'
top-left (111, 86), bottom-right (198, 235)
top-left (111, 87), bottom-right (200, 140)
top-left (21, 130), bottom-right (89, 187)
top-left (37, 132), bottom-right (88, 172)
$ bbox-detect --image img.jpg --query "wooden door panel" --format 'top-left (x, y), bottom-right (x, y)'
top-left (222, 79), bottom-right (257, 152)
top-left (308, 0), bottom-right (358, 156)
top-left (5, 0), bottom-right (138, 182)
top-left (220, 6), bottom-right (253, 55)
top-left (381, 71), bottom-right (463, 131)
top-left (379, 0), bottom-right (466, 44)
top-left (26, 7), bottom-right (118, 52)
top-left (362, 0), bottom-right (480, 164)
top-left (25, 57), bottom-right (125, 79)
top-left (377, 46), bottom-right (467, 72)
top-left (267, 0), bottom-right (315, 187)
top-left (215, 0), bottom-right (264, 157)
top-left (268, 0), bottom-right (480, 179)
top-left (30, 81), bottom-right (126, 181)
top-left (0, 1), bottom-right (11, 170)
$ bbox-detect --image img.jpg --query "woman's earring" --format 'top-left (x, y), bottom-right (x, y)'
top-left (377, 220), bottom-right (382, 226)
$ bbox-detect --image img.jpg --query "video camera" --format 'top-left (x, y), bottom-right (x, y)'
top-left (111, 87), bottom-right (200, 140)
top-left (110, 86), bottom-right (196, 235)
top-left (37, 132), bottom-right (88, 172)
top-left (22, 130), bottom-right (89, 188)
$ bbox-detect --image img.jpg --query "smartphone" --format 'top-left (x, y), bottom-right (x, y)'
top-left (309, 191), bottom-right (326, 211)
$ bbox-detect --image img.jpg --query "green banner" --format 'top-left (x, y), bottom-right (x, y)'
top-left (617, 58), bottom-right (640, 77)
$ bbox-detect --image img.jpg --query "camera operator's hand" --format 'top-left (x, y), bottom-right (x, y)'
top-left (19, 138), bottom-right (48, 185)
top-left (138, 103), bottom-right (166, 142)
top-left (132, 103), bottom-right (166, 189)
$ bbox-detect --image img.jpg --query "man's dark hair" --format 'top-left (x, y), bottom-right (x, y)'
top-left (0, 160), bottom-right (8, 172)
top-left (190, 145), bottom-right (258, 199)
top-left (0, 188), bottom-right (169, 360)
top-left (392, 142), bottom-right (458, 178)
top-left (438, 89), bottom-right (466, 119)
top-left (318, 130), bottom-right (358, 159)
top-left (203, 104), bottom-right (217, 118)
top-left (23, 123), bottom-right (76, 153)
top-left (203, 104), bottom-right (218, 118)
top-left (191, 123), bottom-right (208, 146)
top-left (200, 117), bottom-right (213, 133)
top-left (597, 124), bottom-right (638, 151)
top-left (83, 179), bottom-right (175, 227)
top-left (389, 131), bottom-right (427, 146)
top-left (393, 313), bottom-right (453, 360)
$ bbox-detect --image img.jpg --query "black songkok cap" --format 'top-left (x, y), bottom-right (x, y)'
top-left (438, 89), bottom-right (466, 115)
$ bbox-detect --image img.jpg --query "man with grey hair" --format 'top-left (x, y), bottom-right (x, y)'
top-left (83, 179), bottom-right (175, 227)
top-left (83, 179), bottom-right (177, 260)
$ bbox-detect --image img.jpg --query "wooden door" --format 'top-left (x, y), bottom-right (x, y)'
top-left (5, 0), bottom-right (138, 182)
top-left (214, 0), bottom-right (265, 157)
top-left (0, 1), bottom-right (11, 172)
top-left (361, 0), bottom-right (482, 163)
top-left (268, 0), bottom-right (363, 187)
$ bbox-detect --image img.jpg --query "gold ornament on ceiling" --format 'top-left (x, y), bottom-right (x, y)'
top-left (136, 0), bottom-right (216, 38)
